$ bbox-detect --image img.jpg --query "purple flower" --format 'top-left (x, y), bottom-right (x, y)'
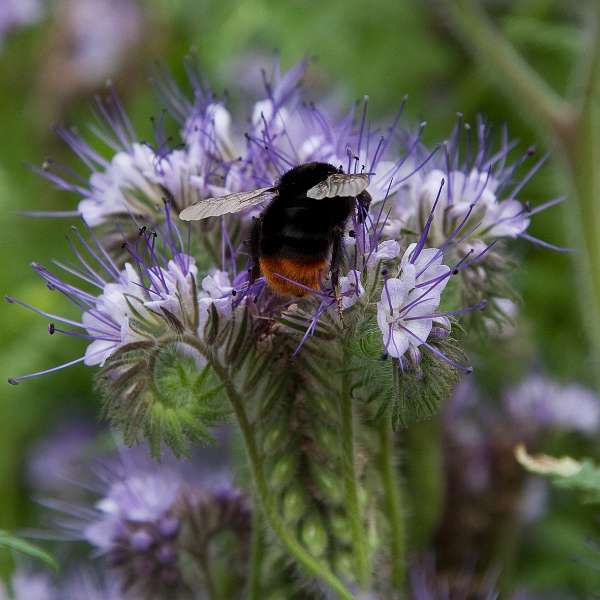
top-left (26, 419), bottom-right (98, 497)
top-left (337, 270), bottom-right (365, 310)
top-left (377, 244), bottom-right (451, 361)
top-left (55, 0), bottom-right (142, 85)
top-left (36, 85), bottom-right (229, 227)
top-left (504, 374), bottom-right (600, 435)
top-left (60, 572), bottom-right (129, 600)
top-left (48, 446), bottom-right (250, 598)
top-left (7, 206), bottom-right (198, 384)
top-left (0, 0), bottom-right (44, 48)
top-left (50, 450), bottom-right (185, 595)
top-left (384, 117), bottom-right (566, 253)
top-left (0, 571), bottom-right (55, 600)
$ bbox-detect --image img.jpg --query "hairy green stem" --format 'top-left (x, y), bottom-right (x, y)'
top-left (180, 335), bottom-right (356, 600)
top-left (339, 361), bottom-right (371, 588)
top-left (378, 420), bottom-right (405, 591)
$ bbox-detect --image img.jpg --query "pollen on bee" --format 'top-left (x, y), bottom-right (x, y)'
top-left (259, 256), bottom-right (327, 297)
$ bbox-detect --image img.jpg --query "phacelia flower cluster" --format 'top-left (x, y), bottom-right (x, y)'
top-left (9, 59), bottom-right (562, 446)
top-left (52, 447), bottom-right (251, 599)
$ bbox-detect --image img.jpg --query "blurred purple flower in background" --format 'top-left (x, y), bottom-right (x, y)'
top-left (505, 374), bottom-right (600, 436)
top-left (0, 571), bottom-right (54, 600)
top-left (60, 572), bottom-right (128, 600)
top-left (83, 463), bottom-right (185, 592)
top-left (54, 0), bottom-right (142, 86)
top-left (0, 0), bottom-right (45, 48)
top-left (46, 445), bottom-right (250, 598)
top-left (435, 373), bottom-right (600, 573)
top-left (26, 419), bottom-right (98, 497)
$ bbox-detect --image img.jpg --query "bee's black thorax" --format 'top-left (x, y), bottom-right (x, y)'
top-left (259, 162), bottom-right (355, 261)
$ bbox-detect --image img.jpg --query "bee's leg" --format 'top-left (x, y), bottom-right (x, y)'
top-left (330, 226), bottom-right (345, 325)
top-left (356, 190), bottom-right (372, 224)
top-left (249, 215), bottom-right (262, 284)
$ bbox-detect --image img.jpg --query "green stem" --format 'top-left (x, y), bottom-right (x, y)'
top-left (199, 553), bottom-right (220, 600)
top-left (378, 420), bottom-right (405, 591)
top-left (437, 0), bottom-right (600, 369)
top-left (247, 505), bottom-right (264, 600)
top-left (557, 3), bottom-right (600, 368)
top-left (439, 0), bottom-right (573, 133)
top-left (180, 336), bottom-right (356, 600)
top-left (225, 368), bottom-right (355, 600)
top-left (339, 361), bottom-right (371, 588)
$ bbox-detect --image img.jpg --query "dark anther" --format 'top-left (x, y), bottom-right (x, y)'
top-left (138, 226), bottom-right (147, 236)
top-left (380, 352), bottom-right (389, 360)
top-left (121, 242), bottom-right (128, 249)
top-left (453, 269), bottom-right (459, 275)
top-left (525, 201), bottom-right (532, 213)
top-left (48, 323), bottom-right (55, 335)
top-left (349, 230), bottom-right (356, 238)
top-left (231, 290), bottom-right (237, 296)
top-left (527, 146), bottom-right (536, 156)
top-left (381, 268), bottom-right (388, 276)
top-left (151, 230), bottom-right (158, 238)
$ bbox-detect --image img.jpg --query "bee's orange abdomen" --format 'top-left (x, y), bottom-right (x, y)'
top-left (259, 256), bottom-right (327, 297)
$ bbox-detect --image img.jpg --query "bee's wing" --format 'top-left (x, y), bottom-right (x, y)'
top-left (306, 173), bottom-right (370, 200)
top-left (179, 187), bottom-right (276, 221)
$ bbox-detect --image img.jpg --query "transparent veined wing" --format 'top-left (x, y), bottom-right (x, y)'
top-left (306, 173), bottom-right (370, 200)
top-left (179, 187), bottom-right (276, 221)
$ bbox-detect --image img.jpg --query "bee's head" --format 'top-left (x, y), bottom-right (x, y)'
top-left (278, 162), bottom-right (340, 199)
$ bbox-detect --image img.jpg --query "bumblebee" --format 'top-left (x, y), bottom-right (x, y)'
top-left (179, 161), bottom-right (371, 297)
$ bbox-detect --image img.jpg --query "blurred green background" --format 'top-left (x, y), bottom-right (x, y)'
top-left (0, 0), bottom-right (595, 593)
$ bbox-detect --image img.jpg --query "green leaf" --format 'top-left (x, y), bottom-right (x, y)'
top-left (0, 531), bottom-right (59, 571)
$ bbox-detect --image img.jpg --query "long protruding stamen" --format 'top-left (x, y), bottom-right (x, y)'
top-left (7, 345), bottom-right (113, 385)
top-left (518, 232), bottom-right (574, 253)
top-left (403, 300), bottom-right (487, 321)
top-left (410, 178), bottom-right (445, 264)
